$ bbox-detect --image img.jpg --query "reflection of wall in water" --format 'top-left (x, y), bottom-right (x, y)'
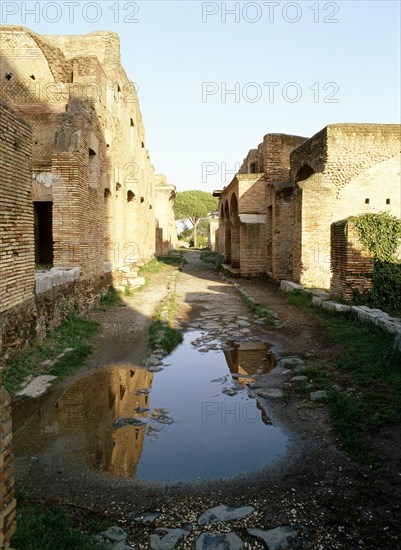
top-left (13, 366), bottom-right (152, 478)
top-left (224, 341), bottom-right (275, 384)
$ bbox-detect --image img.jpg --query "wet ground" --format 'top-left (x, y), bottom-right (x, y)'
top-left (11, 252), bottom-right (401, 549)
top-left (13, 335), bottom-right (286, 483)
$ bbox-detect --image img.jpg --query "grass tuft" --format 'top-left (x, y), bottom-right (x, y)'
top-left (240, 293), bottom-right (276, 326)
top-left (200, 249), bottom-right (224, 265)
top-left (2, 314), bottom-right (100, 396)
top-left (95, 286), bottom-right (122, 311)
top-left (11, 494), bottom-right (109, 550)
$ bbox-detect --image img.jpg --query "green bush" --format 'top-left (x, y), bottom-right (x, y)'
top-left (349, 212), bottom-right (401, 312)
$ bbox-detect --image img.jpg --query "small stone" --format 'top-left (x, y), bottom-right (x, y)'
top-left (310, 390), bottom-right (327, 401)
top-left (147, 366), bottom-right (164, 373)
top-left (291, 375), bottom-right (308, 382)
top-left (247, 526), bottom-right (298, 550)
top-left (150, 527), bottom-right (191, 550)
top-left (256, 388), bottom-right (283, 399)
top-left (128, 511), bottom-right (162, 525)
top-left (15, 375), bottom-right (57, 398)
top-left (146, 356), bottom-right (163, 367)
top-left (222, 388), bottom-right (238, 396)
top-left (113, 541), bottom-right (135, 549)
top-left (236, 320), bottom-right (251, 327)
top-left (100, 526), bottom-right (127, 543)
top-left (197, 504), bottom-right (255, 525)
top-left (196, 532), bottom-right (243, 550)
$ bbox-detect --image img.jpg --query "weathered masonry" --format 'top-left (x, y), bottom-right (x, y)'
top-left (0, 26), bottom-right (177, 354)
top-left (154, 174), bottom-right (178, 256)
top-left (0, 26), bottom-right (176, 290)
top-left (291, 124), bottom-right (401, 288)
top-left (216, 124), bottom-right (401, 291)
top-left (0, 101), bottom-right (28, 550)
top-left (215, 133), bottom-right (307, 277)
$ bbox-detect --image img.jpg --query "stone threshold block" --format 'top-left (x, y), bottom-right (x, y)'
top-left (35, 267), bottom-right (80, 294)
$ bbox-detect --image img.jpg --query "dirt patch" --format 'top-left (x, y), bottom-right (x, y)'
top-left (12, 253), bottom-right (401, 549)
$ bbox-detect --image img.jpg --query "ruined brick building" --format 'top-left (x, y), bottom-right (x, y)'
top-left (0, 26), bottom-right (177, 353)
top-left (216, 124), bottom-right (401, 293)
top-left (0, 27), bottom-right (178, 546)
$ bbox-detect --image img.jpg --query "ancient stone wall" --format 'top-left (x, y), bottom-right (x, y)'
top-left (208, 218), bottom-right (219, 251)
top-left (263, 134), bottom-right (307, 182)
top-left (0, 26), bottom-right (158, 284)
top-left (222, 134), bottom-right (307, 278)
top-left (269, 183), bottom-right (295, 280)
top-left (330, 221), bottom-right (374, 301)
top-left (0, 382), bottom-right (15, 549)
top-left (0, 101), bottom-right (35, 322)
top-left (291, 124), bottom-right (401, 288)
top-left (154, 174), bottom-right (177, 256)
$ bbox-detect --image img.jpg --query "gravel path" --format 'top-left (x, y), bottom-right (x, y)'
top-left (12, 252), bottom-right (401, 549)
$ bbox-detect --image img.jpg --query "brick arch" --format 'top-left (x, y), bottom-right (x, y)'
top-left (230, 193), bottom-right (239, 221)
top-left (229, 193), bottom-right (240, 268)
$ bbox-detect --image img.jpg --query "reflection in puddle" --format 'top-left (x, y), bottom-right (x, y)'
top-left (12, 333), bottom-right (287, 482)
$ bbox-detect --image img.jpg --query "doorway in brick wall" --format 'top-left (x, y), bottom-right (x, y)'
top-left (34, 201), bottom-right (53, 268)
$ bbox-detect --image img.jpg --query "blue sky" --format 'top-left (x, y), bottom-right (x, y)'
top-left (2, 1), bottom-right (400, 191)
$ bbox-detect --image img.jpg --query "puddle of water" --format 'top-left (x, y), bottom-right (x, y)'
top-left (12, 332), bottom-right (288, 483)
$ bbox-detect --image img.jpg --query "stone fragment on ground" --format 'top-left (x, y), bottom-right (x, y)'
top-left (148, 366), bottom-right (164, 373)
top-left (310, 390), bottom-right (327, 401)
top-left (222, 387), bottom-right (238, 396)
top-left (247, 526), bottom-right (298, 549)
top-left (276, 357), bottom-right (305, 369)
top-left (113, 542), bottom-right (135, 549)
top-left (197, 504), bottom-right (255, 525)
top-left (16, 375), bottom-right (57, 398)
top-left (146, 356), bottom-right (163, 367)
top-left (99, 526), bottom-right (127, 543)
top-left (113, 542), bottom-right (136, 550)
top-left (149, 526), bottom-right (192, 550)
top-left (128, 511), bottom-right (162, 525)
top-left (291, 375), bottom-right (308, 382)
top-left (196, 532), bottom-right (243, 549)
top-left (255, 388), bottom-right (283, 399)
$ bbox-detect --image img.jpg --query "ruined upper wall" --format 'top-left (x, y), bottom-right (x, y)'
top-left (290, 123), bottom-right (401, 189)
top-left (239, 134), bottom-right (308, 180)
top-left (262, 133), bottom-right (308, 183)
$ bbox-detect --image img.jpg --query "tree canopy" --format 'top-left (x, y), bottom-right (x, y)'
top-left (174, 190), bottom-right (218, 247)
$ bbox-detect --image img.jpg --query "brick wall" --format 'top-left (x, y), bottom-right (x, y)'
top-left (0, 26), bottom-right (164, 283)
top-left (0, 101), bottom-right (35, 313)
top-left (0, 383), bottom-right (15, 549)
top-left (331, 221), bottom-right (374, 301)
top-left (154, 175), bottom-right (177, 256)
top-left (208, 218), bottom-right (219, 251)
top-left (271, 183), bottom-right (295, 280)
top-left (52, 102), bottom-right (105, 279)
top-left (291, 124), bottom-right (401, 288)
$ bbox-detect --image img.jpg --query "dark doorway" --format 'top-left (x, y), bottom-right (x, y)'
top-left (34, 202), bottom-right (53, 267)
